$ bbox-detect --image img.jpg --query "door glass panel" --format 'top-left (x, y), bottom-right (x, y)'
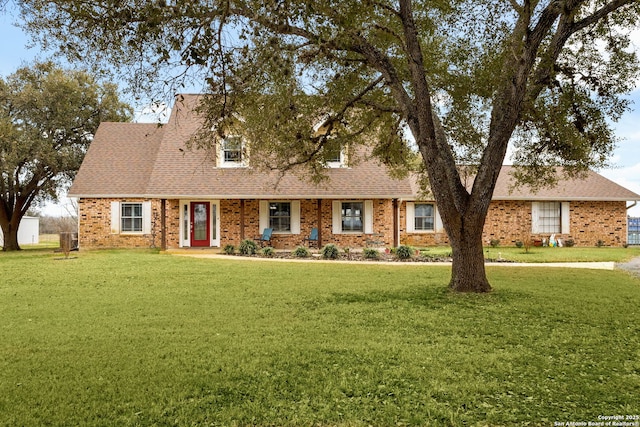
top-left (211, 204), bottom-right (217, 240)
top-left (193, 203), bottom-right (207, 241)
top-left (183, 204), bottom-right (188, 240)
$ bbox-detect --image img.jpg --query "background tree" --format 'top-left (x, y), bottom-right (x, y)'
top-left (16, 0), bottom-right (640, 291)
top-left (0, 62), bottom-right (131, 251)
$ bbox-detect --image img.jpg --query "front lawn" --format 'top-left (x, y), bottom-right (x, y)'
top-left (1, 250), bottom-right (639, 426)
top-left (421, 245), bottom-right (640, 263)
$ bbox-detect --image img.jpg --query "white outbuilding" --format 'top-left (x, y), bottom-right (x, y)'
top-left (0, 216), bottom-right (40, 246)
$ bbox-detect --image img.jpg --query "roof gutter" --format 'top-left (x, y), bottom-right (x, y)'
top-left (627, 201), bottom-right (638, 211)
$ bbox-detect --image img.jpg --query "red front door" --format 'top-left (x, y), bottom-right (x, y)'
top-left (190, 202), bottom-right (210, 247)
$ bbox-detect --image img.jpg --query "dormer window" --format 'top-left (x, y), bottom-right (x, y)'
top-left (220, 136), bottom-right (246, 168)
top-left (322, 142), bottom-right (346, 168)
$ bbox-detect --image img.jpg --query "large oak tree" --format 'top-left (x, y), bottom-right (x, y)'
top-left (16, 0), bottom-right (640, 291)
top-left (0, 62), bottom-right (131, 251)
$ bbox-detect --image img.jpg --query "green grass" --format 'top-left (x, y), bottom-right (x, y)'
top-left (420, 245), bottom-right (640, 263)
top-left (1, 249), bottom-right (639, 426)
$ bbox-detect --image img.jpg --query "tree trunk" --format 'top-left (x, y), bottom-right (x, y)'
top-left (443, 209), bottom-right (492, 293)
top-left (448, 227), bottom-right (491, 293)
top-left (1, 221), bottom-right (21, 251)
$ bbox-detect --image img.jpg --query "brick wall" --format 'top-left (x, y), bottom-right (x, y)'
top-left (79, 197), bottom-right (630, 249)
top-left (401, 199), bottom-right (629, 247)
top-left (78, 198), bottom-right (163, 249)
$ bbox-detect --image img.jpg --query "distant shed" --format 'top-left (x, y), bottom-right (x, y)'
top-left (0, 216), bottom-right (40, 246)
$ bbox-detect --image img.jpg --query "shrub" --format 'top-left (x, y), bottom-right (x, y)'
top-left (564, 239), bottom-right (575, 247)
top-left (321, 244), bottom-right (340, 259)
top-left (239, 239), bottom-right (259, 255)
top-left (490, 239), bottom-right (500, 248)
top-left (596, 239), bottom-right (605, 248)
top-left (223, 244), bottom-right (236, 255)
top-left (395, 245), bottom-right (413, 260)
top-left (363, 248), bottom-right (379, 259)
top-left (262, 247), bottom-right (275, 257)
top-left (515, 241), bottom-right (523, 248)
top-left (293, 246), bottom-right (311, 258)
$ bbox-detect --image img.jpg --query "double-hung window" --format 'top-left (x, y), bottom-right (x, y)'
top-left (269, 202), bottom-right (291, 232)
top-left (537, 202), bottom-right (561, 233)
top-left (259, 201), bottom-right (300, 234)
top-left (341, 202), bottom-right (364, 232)
top-left (414, 203), bottom-right (435, 231)
top-left (111, 201), bottom-right (151, 235)
top-left (220, 136), bottom-right (244, 167)
top-left (532, 201), bottom-right (570, 234)
top-left (406, 202), bottom-right (441, 233)
top-left (332, 200), bottom-right (373, 234)
top-left (121, 203), bottom-right (143, 232)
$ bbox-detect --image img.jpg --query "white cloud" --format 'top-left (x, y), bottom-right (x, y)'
top-left (601, 164), bottom-right (640, 217)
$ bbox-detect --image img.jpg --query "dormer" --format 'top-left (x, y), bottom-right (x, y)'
top-left (313, 117), bottom-right (347, 168)
top-left (218, 135), bottom-right (248, 168)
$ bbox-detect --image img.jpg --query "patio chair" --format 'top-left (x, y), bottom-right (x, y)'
top-left (303, 227), bottom-right (319, 248)
top-left (255, 228), bottom-right (273, 247)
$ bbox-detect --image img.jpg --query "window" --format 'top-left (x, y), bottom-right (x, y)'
top-left (342, 202), bottom-right (363, 232)
top-left (538, 202), bottom-right (561, 233)
top-left (332, 200), bottom-right (373, 234)
top-left (414, 203), bottom-right (435, 231)
top-left (259, 201), bottom-right (300, 234)
top-left (323, 143), bottom-right (345, 167)
top-left (406, 202), bottom-right (442, 233)
top-left (220, 136), bottom-right (244, 167)
top-left (269, 202), bottom-right (291, 232)
top-left (110, 201), bottom-right (151, 235)
top-left (532, 202), bottom-right (570, 234)
top-left (121, 203), bottom-right (143, 232)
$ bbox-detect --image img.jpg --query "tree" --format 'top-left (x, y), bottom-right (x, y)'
top-left (0, 62), bottom-right (131, 251)
top-left (16, 0), bottom-right (640, 290)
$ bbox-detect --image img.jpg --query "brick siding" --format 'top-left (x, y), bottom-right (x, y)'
top-left (78, 197), bottom-right (630, 249)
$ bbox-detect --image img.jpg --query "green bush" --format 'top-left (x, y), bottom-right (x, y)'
top-left (262, 247), bottom-right (275, 257)
top-left (223, 244), bottom-right (236, 255)
top-left (293, 246), bottom-right (311, 258)
top-left (321, 244), bottom-right (340, 259)
top-left (490, 239), bottom-right (500, 248)
top-left (515, 241), bottom-right (523, 248)
top-left (395, 245), bottom-right (413, 260)
top-left (363, 248), bottom-right (379, 259)
top-left (564, 239), bottom-right (575, 247)
top-left (239, 239), bottom-right (259, 255)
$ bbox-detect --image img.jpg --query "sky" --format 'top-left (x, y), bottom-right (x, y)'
top-left (2, 8), bottom-right (640, 217)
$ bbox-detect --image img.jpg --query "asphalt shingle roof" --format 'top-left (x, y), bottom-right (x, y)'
top-left (69, 94), bottom-right (640, 203)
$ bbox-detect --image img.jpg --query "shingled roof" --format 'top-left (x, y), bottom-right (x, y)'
top-left (69, 94), bottom-right (415, 199)
top-left (69, 94), bottom-right (640, 203)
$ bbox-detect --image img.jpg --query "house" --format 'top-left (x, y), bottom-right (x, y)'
top-left (0, 216), bottom-right (39, 246)
top-left (68, 94), bottom-right (640, 250)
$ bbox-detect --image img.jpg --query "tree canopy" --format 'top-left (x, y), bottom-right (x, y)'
top-left (0, 61), bottom-right (131, 250)
top-left (16, 0), bottom-right (640, 290)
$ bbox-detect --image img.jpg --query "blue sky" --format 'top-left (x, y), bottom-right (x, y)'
top-left (2, 9), bottom-right (640, 216)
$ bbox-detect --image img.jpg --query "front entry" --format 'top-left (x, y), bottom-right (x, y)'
top-left (190, 202), bottom-right (210, 247)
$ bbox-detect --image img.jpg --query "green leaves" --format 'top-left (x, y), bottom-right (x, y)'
top-left (0, 62), bottom-right (131, 247)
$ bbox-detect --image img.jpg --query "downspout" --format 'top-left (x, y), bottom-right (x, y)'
top-left (161, 199), bottom-right (167, 250)
top-left (392, 199), bottom-right (399, 247)
top-left (627, 201), bottom-right (637, 211)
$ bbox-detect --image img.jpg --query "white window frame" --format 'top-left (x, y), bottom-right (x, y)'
top-left (324, 144), bottom-right (346, 168)
top-left (219, 136), bottom-right (247, 168)
top-left (332, 200), bottom-right (374, 234)
top-left (110, 201), bottom-right (152, 235)
top-left (532, 201), bottom-right (570, 234)
top-left (259, 200), bottom-right (300, 234)
top-left (406, 202), bottom-right (444, 233)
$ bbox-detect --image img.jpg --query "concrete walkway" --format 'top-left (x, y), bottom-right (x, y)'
top-left (169, 252), bottom-right (617, 270)
top-left (615, 256), bottom-right (640, 277)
